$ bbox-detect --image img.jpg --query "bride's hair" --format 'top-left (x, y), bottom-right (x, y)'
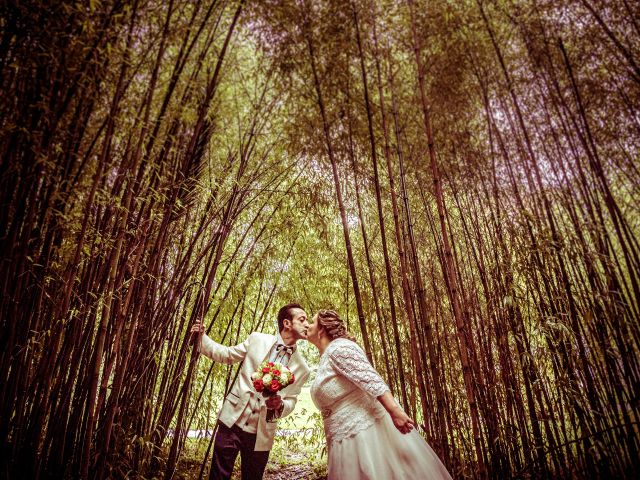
top-left (315, 309), bottom-right (356, 342)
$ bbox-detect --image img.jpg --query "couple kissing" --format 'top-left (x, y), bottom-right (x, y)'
top-left (192, 303), bottom-right (452, 480)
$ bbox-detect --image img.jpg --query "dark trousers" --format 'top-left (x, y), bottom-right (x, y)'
top-left (209, 421), bottom-right (270, 480)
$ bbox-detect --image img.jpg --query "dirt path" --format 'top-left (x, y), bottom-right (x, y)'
top-left (177, 454), bottom-right (326, 479)
top-left (264, 463), bottom-right (325, 480)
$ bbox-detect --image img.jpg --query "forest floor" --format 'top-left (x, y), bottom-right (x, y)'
top-left (175, 452), bottom-right (326, 480)
top-left (174, 387), bottom-right (327, 479)
top-left (176, 443), bottom-right (327, 480)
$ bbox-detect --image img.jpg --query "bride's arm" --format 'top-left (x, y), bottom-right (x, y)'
top-left (328, 341), bottom-right (416, 434)
top-left (328, 341), bottom-right (389, 396)
top-left (377, 391), bottom-right (416, 434)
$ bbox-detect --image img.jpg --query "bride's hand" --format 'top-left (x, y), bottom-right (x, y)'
top-left (390, 407), bottom-right (416, 434)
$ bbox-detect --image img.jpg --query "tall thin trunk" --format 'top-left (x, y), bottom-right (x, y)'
top-left (407, 1), bottom-right (486, 475)
top-left (351, 0), bottom-right (407, 405)
top-left (303, 5), bottom-right (373, 360)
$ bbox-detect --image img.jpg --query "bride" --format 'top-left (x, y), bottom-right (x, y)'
top-left (307, 309), bottom-right (453, 480)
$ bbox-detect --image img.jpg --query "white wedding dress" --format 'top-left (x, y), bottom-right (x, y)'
top-left (311, 338), bottom-right (452, 480)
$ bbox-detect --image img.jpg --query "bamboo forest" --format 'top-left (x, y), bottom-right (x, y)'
top-left (1, 0), bottom-right (639, 478)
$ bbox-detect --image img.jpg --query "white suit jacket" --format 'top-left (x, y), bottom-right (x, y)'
top-left (200, 331), bottom-right (310, 451)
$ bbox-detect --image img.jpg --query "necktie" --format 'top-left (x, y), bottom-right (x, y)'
top-left (273, 343), bottom-right (295, 365)
top-left (275, 343), bottom-right (295, 356)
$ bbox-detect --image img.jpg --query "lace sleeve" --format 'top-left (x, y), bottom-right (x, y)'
top-left (328, 340), bottom-right (389, 397)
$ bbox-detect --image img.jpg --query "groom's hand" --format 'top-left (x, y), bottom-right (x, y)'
top-left (265, 395), bottom-right (283, 410)
top-left (191, 320), bottom-right (204, 334)
top-left (190, 320), bottom-right (204, 347)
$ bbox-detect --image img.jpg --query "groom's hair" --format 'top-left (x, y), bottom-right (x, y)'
top-left (277, 303), bottom-right (304, 331)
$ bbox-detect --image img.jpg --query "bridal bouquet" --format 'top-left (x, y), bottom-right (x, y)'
top-left (251, 361), bottom-right (295, 394)
top-left (252, 361), bottom-right (294, 421)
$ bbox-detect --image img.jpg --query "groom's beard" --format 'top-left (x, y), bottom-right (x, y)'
top-left (293, 327), bottom-right (308, 340)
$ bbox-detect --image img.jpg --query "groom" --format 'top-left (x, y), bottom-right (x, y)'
top-left (192, 303), bottom-right (311, 480)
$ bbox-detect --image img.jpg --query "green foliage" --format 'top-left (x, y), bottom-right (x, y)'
top-left (1, 0), bottom-right (639, 478)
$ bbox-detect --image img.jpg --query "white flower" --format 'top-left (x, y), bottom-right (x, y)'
top-left (262, 374), bottom-right (272, 384)
top-left (251, 371), bottom-right (263, 381)
top-left (280, 377), bottom-right (289, 387)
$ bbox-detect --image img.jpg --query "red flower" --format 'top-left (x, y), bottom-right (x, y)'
top-left (272, 369), bottom-right (281, 376)
top-left (270, 380), bottom-right (281, 392)
top-left (262, 367), bottom-right (270, 373)
top-left (290, 374), bottom-right (295, 383)
top-left (253, 379), bottom-right (264, 392)
top-left (268, 362), bottom-right (274, 366)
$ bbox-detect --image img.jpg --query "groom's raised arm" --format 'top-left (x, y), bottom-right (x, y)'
top-left (200, 332), bottom-right (251, 364)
